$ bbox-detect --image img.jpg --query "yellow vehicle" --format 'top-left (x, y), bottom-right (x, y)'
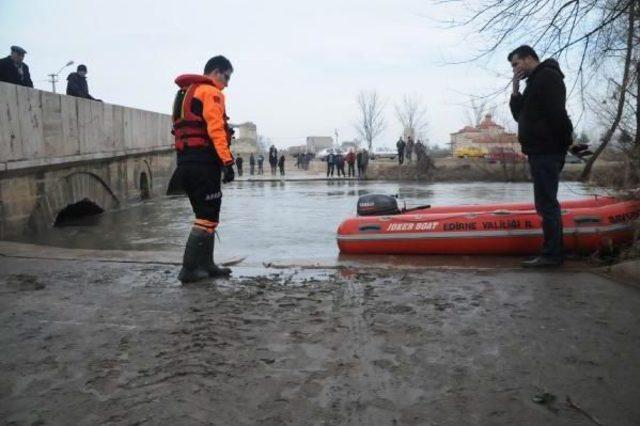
top-left (455, 146), bottom-right (487, 158)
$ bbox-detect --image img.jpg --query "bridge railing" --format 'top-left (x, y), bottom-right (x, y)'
top-left (0, 82), bottom-right (173, 173)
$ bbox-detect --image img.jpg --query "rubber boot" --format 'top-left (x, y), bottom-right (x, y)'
top-left (178, 228), bottom-right (211, 283)
top-left (206, 235), bottom-right (231, 277)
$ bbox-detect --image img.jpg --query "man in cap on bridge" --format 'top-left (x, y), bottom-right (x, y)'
top-left (0, 46), bottom-right (33, 87)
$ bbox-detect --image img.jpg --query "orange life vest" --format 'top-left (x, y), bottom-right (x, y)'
top-left (171, 76), bottom-right (214, 152)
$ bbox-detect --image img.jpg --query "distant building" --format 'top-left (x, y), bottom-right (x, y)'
top-left (230, 122), bottom-right (261, 156)
top-left (306, 136), bottom-right (334, 153)
top-left (449, 114), bottom-right (519, 154)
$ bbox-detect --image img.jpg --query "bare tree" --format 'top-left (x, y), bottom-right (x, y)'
top-left (581, 4), bottom-right (636, 180)
top-left (464, 96), bottom-right (496, 126)
top-left (395, 94), bottom-right (429, 139)
top-left (256, 134), bottom-right (271, 153)
top-left (355, 91), bottom-right (386, 151)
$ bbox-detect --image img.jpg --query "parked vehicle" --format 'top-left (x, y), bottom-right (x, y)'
top-left (486, 147), bottom-right (526, 163)
top-left (455, 146), bottom-right (486, 158)
top-left (370, 147), bottom-right (396, 160)
top-left (317, 147), bottom-right (343, 161)
top-left (565, 152), bottom-right (583, 163)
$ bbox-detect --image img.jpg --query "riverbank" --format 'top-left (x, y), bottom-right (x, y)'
top-left (1, 246), bottom-right (639, 425)
top-left (242, 158), bottom-right (624, 184)
top-left (366, 157), bottom-right (623, 182)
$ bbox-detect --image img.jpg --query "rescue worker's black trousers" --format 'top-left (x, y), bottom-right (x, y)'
top-left (175, 162), bottom-right (222, 223)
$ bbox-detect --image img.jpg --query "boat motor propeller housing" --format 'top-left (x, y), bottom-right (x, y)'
top-left (357, 194), bottom-right (400, 216)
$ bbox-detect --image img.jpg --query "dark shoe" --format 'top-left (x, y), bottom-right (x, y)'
top-left (178, 228), bottom-right (211, 283)
top-left (521, 256), bottom-right (563, 268)
top-left (205, 235), bottom-right (231, 277)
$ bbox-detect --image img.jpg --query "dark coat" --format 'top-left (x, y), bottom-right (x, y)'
top-left (509, 59), bottom-right (573, 155)
top-left (66, 72), bottom-right (95, 99)
top-left (0, 56), bottom-right (33, 87)
top-left (269, 147), bottom-right (278, 165)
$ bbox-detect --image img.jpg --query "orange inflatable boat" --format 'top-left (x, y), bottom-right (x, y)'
top-left (337, 195), bottom-right (640, 255)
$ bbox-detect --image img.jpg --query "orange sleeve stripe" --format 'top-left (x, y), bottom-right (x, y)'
top-left (194, 224), bottom-right (216, 234)
top-left (195, 219), bottom-right (218, 229)
top-left (196, 86), bottom-right (234, 165)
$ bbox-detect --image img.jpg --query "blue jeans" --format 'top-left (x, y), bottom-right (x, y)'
top-left (528, 154), bottom-right (565, 259)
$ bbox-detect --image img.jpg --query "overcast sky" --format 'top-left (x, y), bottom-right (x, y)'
top-left (1, 0), bottom-right (589, 149)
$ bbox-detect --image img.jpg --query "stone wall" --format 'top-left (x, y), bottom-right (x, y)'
top-left (0, 82), bottom-right (176, 239)
top-left (0, 82), bottom-right (173, 171)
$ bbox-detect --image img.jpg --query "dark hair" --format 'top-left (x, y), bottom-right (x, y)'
top-left (77, 64), bottom-right (87, 72)
top-left (204, 55), bottom-right (233, 74)
top-left (507, 45), bottom-right (539, 62)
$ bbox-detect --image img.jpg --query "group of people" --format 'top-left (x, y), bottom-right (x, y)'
top-left (233, 151), bottom-right (286, 177)
top-left (326, 149), bottom-right (369, 178)
top-left (395, 136), bottom-right (428, 165)
top-left (0, 45), bottom-right (99, 100)
top-left (247, 153), bottom-right (265, 175)
top-left (294, 152), bottom-right (314, 170)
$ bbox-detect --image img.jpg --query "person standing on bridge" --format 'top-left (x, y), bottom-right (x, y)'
top-left (0, 46), bottom-right (33, 87)
top-left (171, 55), bottom-right (236, 283)
top-left (509, 45), bottom-right (573, 268)
top-left (66, 64), bottom-right (100, 101)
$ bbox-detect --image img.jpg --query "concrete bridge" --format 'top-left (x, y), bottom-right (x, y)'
top-left (0, 82), bottom-right (176, 239)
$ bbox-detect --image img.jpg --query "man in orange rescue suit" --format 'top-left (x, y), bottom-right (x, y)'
top-left (172, 56), bottom-right (235, 283)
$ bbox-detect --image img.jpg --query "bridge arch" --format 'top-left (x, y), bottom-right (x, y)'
top-left (131, 159), bottom-right (154, 200)
top-left (27, 172), bottom-right (120, 233)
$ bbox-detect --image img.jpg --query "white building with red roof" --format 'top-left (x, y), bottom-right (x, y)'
top-left (449, 114), bottom-right (519, 155)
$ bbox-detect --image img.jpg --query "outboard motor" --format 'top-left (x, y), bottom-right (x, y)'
top-left (357, 194), bottom-right (400, 216)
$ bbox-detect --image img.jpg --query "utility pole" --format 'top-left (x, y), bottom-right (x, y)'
top-left (48, 61), bottom-right (74, 93)
top-left (48, 73), bottom-right (59, 93)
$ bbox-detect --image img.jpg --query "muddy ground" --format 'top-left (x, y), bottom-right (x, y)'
top-left (1, 257), bottom-right (639, 425)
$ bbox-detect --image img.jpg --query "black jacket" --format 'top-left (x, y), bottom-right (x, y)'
top-left (509, 59), bottom-right (573, 155)
top-left (0, 56), bottom-right (33, 87)
top-left (66, 72), bottom-right (95, 99)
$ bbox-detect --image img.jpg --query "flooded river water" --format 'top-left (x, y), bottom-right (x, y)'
top-left (17, 180), bottom-right (597, 263)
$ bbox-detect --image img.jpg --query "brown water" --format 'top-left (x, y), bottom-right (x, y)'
top-left (17, 180), bottom-right (597, 263)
